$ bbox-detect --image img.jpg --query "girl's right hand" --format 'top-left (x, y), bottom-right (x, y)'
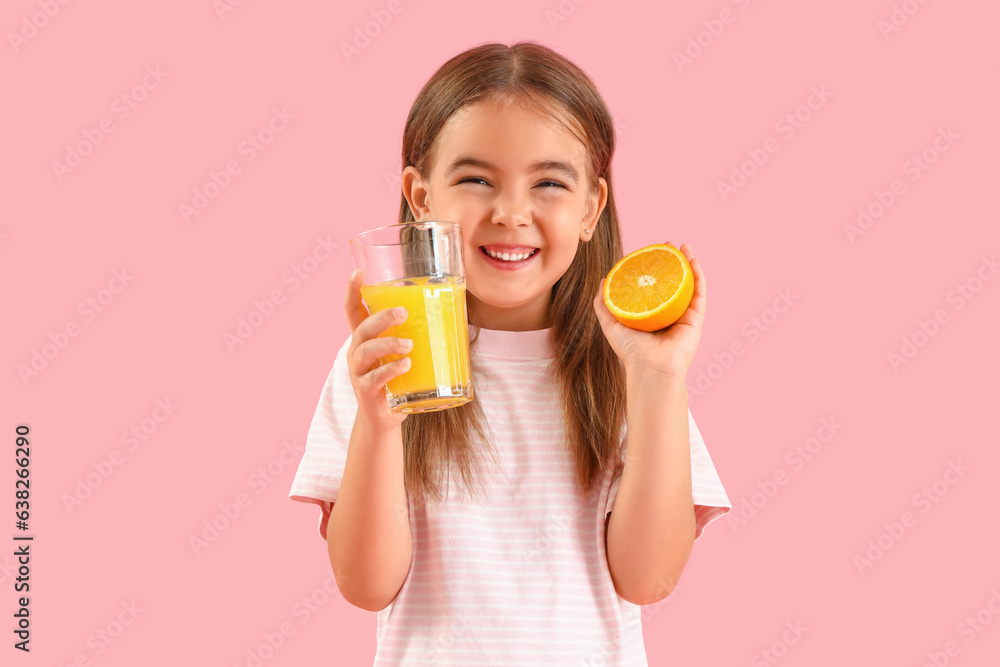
top-left (344, 269), bottom-right (414, 431)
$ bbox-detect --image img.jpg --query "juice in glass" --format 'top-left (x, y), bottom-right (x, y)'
top-left (360, 274), bottom-right (472, 412)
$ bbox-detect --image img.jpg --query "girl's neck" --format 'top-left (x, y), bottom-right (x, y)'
top-left (468, 292), bottom-right (550, 331)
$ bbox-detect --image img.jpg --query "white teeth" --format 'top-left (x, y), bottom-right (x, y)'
top-left (485, 248), bottom-right (534, 261)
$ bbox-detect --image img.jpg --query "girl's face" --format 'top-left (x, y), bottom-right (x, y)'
top-left (403, 98), bottom-right (608, 331)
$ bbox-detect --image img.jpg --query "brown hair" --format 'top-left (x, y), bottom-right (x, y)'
top-left (397, 41), bottom-right (626, 509)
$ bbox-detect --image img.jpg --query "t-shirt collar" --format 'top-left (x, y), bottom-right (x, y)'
top-left (469, 325), bottom-right (555, 360)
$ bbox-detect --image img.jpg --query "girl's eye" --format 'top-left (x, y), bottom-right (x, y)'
top-left (457, 177), bottom-right (566, 189)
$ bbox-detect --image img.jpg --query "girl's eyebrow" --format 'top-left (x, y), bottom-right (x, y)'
top-left (445, 156), bottom-right (579, 184)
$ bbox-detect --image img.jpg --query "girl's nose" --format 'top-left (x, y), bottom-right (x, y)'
top-left (490, 192), bottom-right (532, 227)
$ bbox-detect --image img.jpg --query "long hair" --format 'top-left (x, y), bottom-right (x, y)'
top-left (397, 41), bottom-right (627, 509)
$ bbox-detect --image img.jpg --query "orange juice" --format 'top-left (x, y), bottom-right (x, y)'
top-left (360, 275), bottom-right (473, 412)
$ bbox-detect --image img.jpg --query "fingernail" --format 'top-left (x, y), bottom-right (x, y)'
top-left (394, 307), bottom-right (407, 318)
top-left (401, 338), bottom-right (413, 350)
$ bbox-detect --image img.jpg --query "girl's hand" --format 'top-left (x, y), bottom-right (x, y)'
top-left (344, 269), bottom-right (413, 430)
top-left (593, 242), bottom-right (707, 381)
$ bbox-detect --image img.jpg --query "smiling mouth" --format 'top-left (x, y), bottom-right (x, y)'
top-left (479, 246), bottom-right (539, 262)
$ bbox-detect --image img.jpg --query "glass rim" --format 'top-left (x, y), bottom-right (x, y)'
top-left (349, 220), bottom-right (461, 248)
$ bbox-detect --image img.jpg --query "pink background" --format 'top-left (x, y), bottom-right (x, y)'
top-left (3, 1), bottom-right (999, 665)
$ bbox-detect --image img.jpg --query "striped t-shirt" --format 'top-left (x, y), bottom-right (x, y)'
top-left (288, 326), bottom-right (731, 666)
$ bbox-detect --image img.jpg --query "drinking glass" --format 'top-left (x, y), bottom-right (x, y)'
top-left (349, 221), bottom-right (473, 413)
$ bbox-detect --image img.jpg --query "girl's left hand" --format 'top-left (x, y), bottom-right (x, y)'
top-left (593, 242), bottom-right (707, 381)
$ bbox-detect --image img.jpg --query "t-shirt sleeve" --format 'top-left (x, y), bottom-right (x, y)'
top-left (288, 334), bottom-right (359, 541)
top-left (605, 406), bottom-right (731, 540)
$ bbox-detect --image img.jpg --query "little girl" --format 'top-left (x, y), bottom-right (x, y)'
top-left (289, 41), bottom-right (731, 666)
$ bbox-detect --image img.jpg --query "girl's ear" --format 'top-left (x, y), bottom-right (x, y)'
top-left (402, 166), bottom-right (432, 220)
top-left (581, 176), bottom-right (609, 240)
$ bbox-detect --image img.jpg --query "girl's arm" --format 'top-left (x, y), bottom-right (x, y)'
top-left (327, 417), bottom-right (413, 612)
top-left (330, 271), bottom-right (415, 612)
top-left (595, 243), bottom-right (708, 606)
top-left (605, 370), bottom-right (695, 606)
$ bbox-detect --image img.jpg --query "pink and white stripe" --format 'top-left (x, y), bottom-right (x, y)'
top-left (289, 326), bottom-right (731, 665)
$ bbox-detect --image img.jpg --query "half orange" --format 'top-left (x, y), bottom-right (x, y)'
top-left (602, 243), bottom-right (694, 332)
